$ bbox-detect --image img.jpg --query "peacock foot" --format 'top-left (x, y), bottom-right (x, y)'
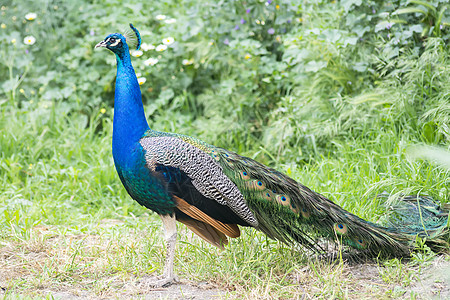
top-left (138, 274), bottom-right (179, 289)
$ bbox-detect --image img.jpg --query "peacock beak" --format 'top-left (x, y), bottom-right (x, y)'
top-left (95, 40), bottom-right (107, 48)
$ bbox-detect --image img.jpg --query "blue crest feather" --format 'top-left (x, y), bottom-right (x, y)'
top-left (122, 23), bottom-right (141, 50)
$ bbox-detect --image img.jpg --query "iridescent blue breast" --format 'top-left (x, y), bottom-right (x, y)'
top-left (114, 143), bottom-right (175, 215)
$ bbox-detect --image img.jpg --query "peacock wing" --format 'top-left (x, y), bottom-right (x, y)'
top-left (139, 133), bottom-right (258, 227)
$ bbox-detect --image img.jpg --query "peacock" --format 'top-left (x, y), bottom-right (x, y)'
top-left (95, 24), bottom-right (449, 287)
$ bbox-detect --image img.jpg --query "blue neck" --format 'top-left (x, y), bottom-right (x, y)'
top-left (112, 50), bottom-right (150, 166)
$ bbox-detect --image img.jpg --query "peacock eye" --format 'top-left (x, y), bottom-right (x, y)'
top-left (109, 38), bottom-right (116, 43)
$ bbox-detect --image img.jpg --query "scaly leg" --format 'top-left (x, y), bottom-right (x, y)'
top-left (159, 213), bottom-right (177, 282)
top-left (139, 213), bottom-right (178, 288)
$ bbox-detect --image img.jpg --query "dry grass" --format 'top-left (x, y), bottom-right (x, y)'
top-left (1, 220), bottom-right (449, 299)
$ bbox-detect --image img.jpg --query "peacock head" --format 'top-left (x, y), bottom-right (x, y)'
top-left (95, 23), bottom-right (141, 55)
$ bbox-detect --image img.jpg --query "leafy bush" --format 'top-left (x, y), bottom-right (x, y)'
top-left (0, 0), bottom-right (448, 162)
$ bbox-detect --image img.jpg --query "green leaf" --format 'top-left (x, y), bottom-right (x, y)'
top-left (351, 93), bottom-right (386, 105)
top-left (382, 46), bottom-right (399, 59)
top-left (352, 25), bottom-right (370, 38)
top-left (344, 36), bottom-right (358, 46)
top-left (341, 0), bottom-right (362, 12)
top-left (352, 62), bottom-right (368, 72)
top-left (393, 7), bottom-right (428, 15)
top-left (422, 121), bottom-right (437, 143)
top-left (410, 24), bottom-right (424, 33)
top-left (1, 79), bottom-right (17, 92)
top-left (408, 0), bottom-right (437, 14)
top-left (375, 21), bottom-right (394, 32)
top-left (304, 61), bottom-right (327, 73)
top-left (436, 6), bottom-right (448, 29)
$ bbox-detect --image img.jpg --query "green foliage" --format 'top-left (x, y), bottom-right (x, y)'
top-left (2, 0), bottom-right (448, 161)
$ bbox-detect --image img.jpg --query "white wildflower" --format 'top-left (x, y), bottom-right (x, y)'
top-left (144, 58), bottom-right (159, 66)
top-left (155, 14), bottom-right (166, 20)
top-left (137, 77), bottom-right (146, 85)
top-left (162, 37), bottom-right (174, 45)
top-left (141, 43), bottom-right (155, 51)
top-left (23, 35), bottom-right (36, 45)
top-left (25, 12), bottom-right (37, 20)
top-left (155, 44), bottom-right (167, 52)
top-left (164, 18), bottom-right (176, 24)
top-left (132, 50), bottom-right (143, 57)
top-left (182, 58), bottom-right (194, 65)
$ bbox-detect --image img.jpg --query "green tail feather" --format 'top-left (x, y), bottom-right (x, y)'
top-left (212, 147), bottom-right (449, 257)
top-left (383, 194), bottom-right (450, 250)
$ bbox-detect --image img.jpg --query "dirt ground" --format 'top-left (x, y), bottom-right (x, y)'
top-left (346, 258), bottom-right (450, 300)
top-left (30, 282), bottom-right (224, 300)
top-left (1, 259), bottom-right (449, 299)
top-left (0, 275), bottom-right (225, 299)
top-left (0, 226), bottom-right (449, 299)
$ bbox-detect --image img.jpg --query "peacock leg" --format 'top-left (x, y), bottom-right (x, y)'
top-left (139, 213), bottom-right (178, 288)
top-left (159, 213), bottom-right (178, 282)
